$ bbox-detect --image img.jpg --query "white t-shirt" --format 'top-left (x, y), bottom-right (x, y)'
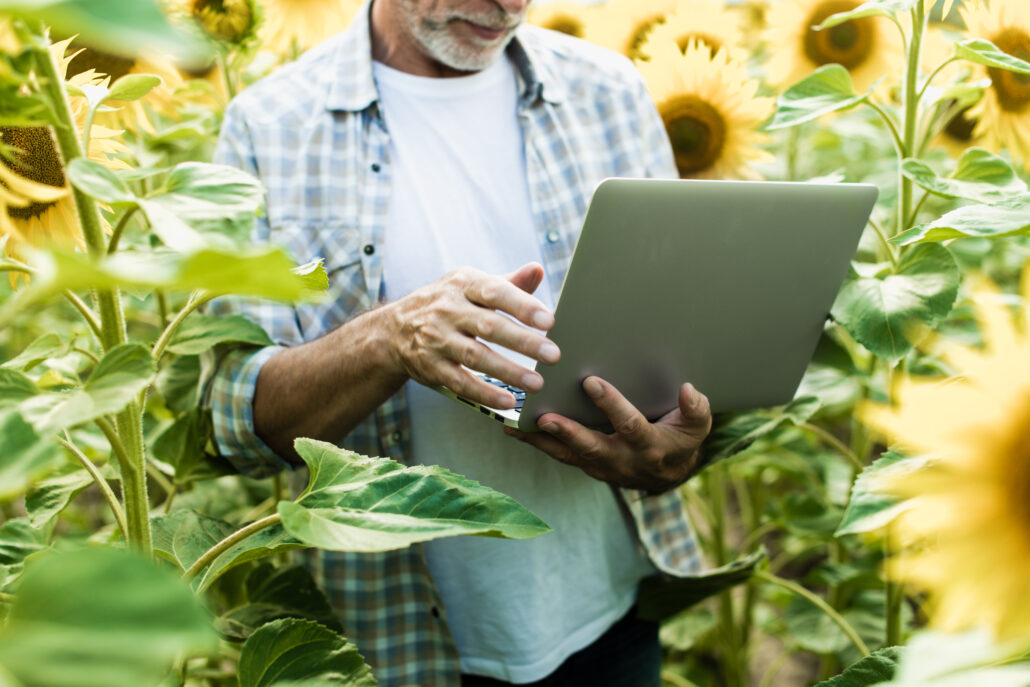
top-left (375, 56), bottom-right (655, 684)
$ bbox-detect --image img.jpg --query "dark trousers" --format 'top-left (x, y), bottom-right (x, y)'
top-left (460, 607), bottom-right (661, 687)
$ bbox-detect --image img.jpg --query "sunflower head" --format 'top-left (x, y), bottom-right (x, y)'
top-left (258, 0), bottom-right (362, 58)
top-left (636, 40), bottom-right (774, 179)
top-left (862, 271), bottom-right (1030, 641)
top-left (190, 0), bottom-right (258, 44)
top-left (584, 0), bottom-right (676, 60)
top-left (527, 2), bottom-right (591, 39)
top-left (638, 0), bottom-right (747, 62)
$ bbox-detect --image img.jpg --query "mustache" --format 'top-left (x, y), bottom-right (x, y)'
top-left (447, 7), bottom-right (524, 31)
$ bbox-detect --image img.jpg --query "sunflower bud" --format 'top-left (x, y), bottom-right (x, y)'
top-left (190, 0), bottom-right (258, 44)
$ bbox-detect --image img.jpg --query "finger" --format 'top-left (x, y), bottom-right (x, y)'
top-left (504, 425), bottom-right (623, 484)
top-left (581, 376), bottom-right (653, 447)
top-left (463, 309), bottom-right (560, 367)
top-left (506, 262), bottom-right (545, 296)
top-left (464, 271), bottom-right (554, 332)
top-left (442, 334), bottom-right (544, 392)
top-left (677, 383), bottom-right (713, 436)
top-left (535, 412), bottom-right (618, 464)
top-left (437, 361), bottom-right (517, 409)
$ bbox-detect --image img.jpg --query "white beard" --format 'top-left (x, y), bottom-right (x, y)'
top-left (399, 3), bottom-right (524, 72)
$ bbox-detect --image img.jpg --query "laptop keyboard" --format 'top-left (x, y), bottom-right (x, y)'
top-left (482, 375), bottom-right (527, 411)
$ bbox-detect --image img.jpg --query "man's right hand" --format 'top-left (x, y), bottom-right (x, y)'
top-left (381, 262), bottom-right (560, 409)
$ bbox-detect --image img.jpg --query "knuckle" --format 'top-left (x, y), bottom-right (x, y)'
top-left (461, 342), bottom-right (484, 369)
top-left (477, 316), bottom-right (496, 339)
top-left (615, 414), bottom-right (643, 437)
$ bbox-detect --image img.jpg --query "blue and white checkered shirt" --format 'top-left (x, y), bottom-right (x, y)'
top-left (204, 5), bottom-right (705, 684)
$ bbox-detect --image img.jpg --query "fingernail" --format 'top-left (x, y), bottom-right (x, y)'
top-left (540, 422), bottom-right (558, 433)
top-left (583, 377), bottom-right (603, 399)
top-left (522, 371), bottom-right (543, 391)
top-left (532, 310), bottom-right (554, 330)
top-left (539, 342), bottom-right (560, 364)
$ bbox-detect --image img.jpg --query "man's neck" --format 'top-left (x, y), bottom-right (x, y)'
top-left (369, 0), bottom-right (470, 78)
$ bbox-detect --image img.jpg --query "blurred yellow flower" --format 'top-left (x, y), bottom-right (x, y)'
top-left (584, 0), bottom-right (675, 60)
top-left (258, 0), bottom-right (362, 58)
top-left (960, 0), bottom-right (1030, 170)
top-left (636, 40), bottom-right (774, 179)
top-left (0, 14), bottom-right (20, 55)
top-left (189, 0), bottom-right (257, 44)
top-left (922, 26), bottom-right (983, 156)
top-left (862, 272), bottom-right (1030, 642)
top-left (638, 0), bottom-right (747, 62)
top-left (764, 0), bottom-right (904, 93)
top-left (0, 38), bottom-right (126, 287)
top-left (527, 2), bottom-right (593, 39)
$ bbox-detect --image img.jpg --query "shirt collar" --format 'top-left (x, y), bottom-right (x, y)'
top-left (325, 1), bottom-right (566, 113)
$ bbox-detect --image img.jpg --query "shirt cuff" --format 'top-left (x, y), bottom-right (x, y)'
top-left (207, 345), bottom-right (293, 478)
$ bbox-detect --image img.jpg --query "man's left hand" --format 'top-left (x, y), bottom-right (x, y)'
top-left (504, 377), bottom-right (712, 493)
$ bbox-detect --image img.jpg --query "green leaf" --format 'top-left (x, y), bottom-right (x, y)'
top-left (34, 245), bottom-right (324, 301)
top-left (836, 450), bottom-right (928, 536)
top-left (1, 334), bottom-right (65, 372)
top-left (815, 0), bottom-right (917, 30)
top-left (18, 343), bottom-right (155, 433)
top-left (901, 149), bottom-right (1027, 204)
top-left (150, 509), bottom-right (302, 590)
top-left (767, 65), bottom-right (870, 130)
top-left (0, 0), bottom-right (207, 63)
top-left (66, 158), bottom-right (137, 206)
top-left (830, 245), bottom-right (959, 363)
top-left (0, 548), bottom-right (217, 687)
top-left (144, 162), bottom-right (264, 243)
top-left (217, 563), bottom-right (343, 641)
top-left (813, 647), bottom-right (901, 686)
top-left (636, 550), bottom-right (766, 622)
top-left (136, 199), bottom-right (208, 251)
top-left (294, 258), bottom-right (330, 295)
top-left (0, 369), bottom-right (41, 406)
top-left (238, 618), bottom-right (376, 687)
top-left (0, 409), bottom-right (62, 500)
top-left (151, 408), bottom-right (234, 484)
top-left (955, 38), bottom-right (1030, 75)
top-left (894, 197), bottom-right (1030, 245)
top-left (24, 467), bottom-right (103, 529)
top-left (878, 631), bottom-right (1030, 686)
top-left (106, 73), bottom-right (161, 102)
top-left (280, 439), bottom-right (552, 553)
top-left (166, 313), bottom-right (274, 355)
top-left (0, 518), bottom-right (47, 570)
top-left (702, 396), bottom-right (821, 464)
top-left (155, 354), bottom-right (201, 414)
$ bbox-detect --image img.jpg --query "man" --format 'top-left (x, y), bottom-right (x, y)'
top-left (205, 0), bottom-right (713, 684)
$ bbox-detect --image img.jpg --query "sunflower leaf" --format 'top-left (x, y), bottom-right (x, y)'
top-left (954, 38), bottom-right (1030, 74)
top-left (893, 197), bottom-right (1030, 245)
top-left (815, 0), bottom-right (917, 30)
top-left (812, 647), bottom-right (901, 686)
top-left (279, 438), bottom-right (552, 553)
top-left (0, 408), bottom-right (62, 502)
top-left (900, 148), bottom-right (1027, 204)
top-left (836, 450), bottom-right (928, 536)
top-left (66, 158), bottom-right (137, 206)
top-left (829, 245), bottom-right (959, 363)
top-left (767, 65), bottom-right (869, 130)
top-left (237, 618), bottom-right (376, 687)
top-left (1, 333), bottom-right (66, 372)
top-left (106, 74), bottom-right (162, 102)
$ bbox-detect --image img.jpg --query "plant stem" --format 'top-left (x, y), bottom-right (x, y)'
top-left (63, 290), bottom-right (103, 340)
top-left (156, 290), bottom-right (170, 330)
top-left (897, 3), bottom-right (927, 237)
top-left (754, 569), bottom-right (871, 658)
top-left (661, 671), bottom-right (701, 687)
top-left (869, 219), bottom-right (898, 268)
top-left (917, 57), bottom-right (960, 101)
top-left (0, 592), bottom-right (14, 604)
top-left (864, 100), bottom-right (905, 158)
top-left (71, 345), bottom-right (100, 364)
top-left (798, 422), bottom-right (865, 471)
top-left (107, 206), bottom-right (137, 255)
top-left (215, 49), bottom-right (237, 100)
top-left (708, 467), bottom-right (745, 687)
top-left (181, 513), bottom-right (282, 586)
top-left (57, 433), bottom-right (128, 541)
top-left (152, 291), bottom-right (214, 363)
top-left (757, 648), bottom-right (790, 687)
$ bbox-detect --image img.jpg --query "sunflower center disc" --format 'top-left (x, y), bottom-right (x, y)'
top-left (192, 0), bottom-right (254, 42)
top-left (676, 33), bottom-right (722, 56)
top-left (66, 45), bottom-right (136, 82)
top-left (803, 0), bottom-right (873, 70)
top-left (546, 15), bottom-right (584, 38)
top-left (661, 96), bottom-right (726, 176)
top-left (943, 101), bottom-right (977, 142)
top-left (989, 28), bottom-right (1030, 113)
top-left (0, 127), bottom-right (65, 220)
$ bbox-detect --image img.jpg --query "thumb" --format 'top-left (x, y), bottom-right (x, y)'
top-left (677, 383), bottom-right (713, 436)
top-left (506, 262), bottom-right (545, 294)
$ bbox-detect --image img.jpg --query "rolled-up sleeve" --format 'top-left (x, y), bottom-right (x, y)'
top-left (198, 100), bottom-right (300, 477)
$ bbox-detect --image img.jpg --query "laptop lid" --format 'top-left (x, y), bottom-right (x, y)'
top-left (515, 177), bottom-right (878, 431)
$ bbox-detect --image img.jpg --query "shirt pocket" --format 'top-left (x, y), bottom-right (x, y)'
top-left (274, 220), bottom-right (369, 341)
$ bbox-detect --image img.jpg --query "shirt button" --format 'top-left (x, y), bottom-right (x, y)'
top-left (546, 230), bottom-right (560, 244)
top-left (363, 244), bottom-right (375, 256)
top-left (370, 162), bottom-right (381, 173)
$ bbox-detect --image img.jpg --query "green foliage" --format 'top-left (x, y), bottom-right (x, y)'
top-left (637, 549), bottom-right (766, 622)
top-left (901, 149), bottom-right (1027, 204)
top-left (815, 0), bottom-right (918, 30)
top-left (237, 619), bottom-right (376, 687)
top-left (836, 450), bottom-right (930, 536)
top-left (813, 648), bottom-right (902, 686)
top-left (0, 548), bottom-right (217, 687)
top-left (0, 409), bottom-right (61, 499)
top-left (165, 314), bottom-right (274, 355)
top-left (954, 38), bottom-right (1030, 75)
top-left (896, 197), bottom-right (1030, 245)
top-left (767, 66), bottom-right (870, 130)
top-left (830, 244), bottom-right (960, 363)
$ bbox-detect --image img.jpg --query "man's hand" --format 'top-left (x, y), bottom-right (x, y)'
top-left (505, 377), bottom-right (712, 493)
top-left (382, 262), bottom-right (560, 409)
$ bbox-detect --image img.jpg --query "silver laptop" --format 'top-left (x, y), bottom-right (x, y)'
top-left (437, 177), bottom-right (878, 431)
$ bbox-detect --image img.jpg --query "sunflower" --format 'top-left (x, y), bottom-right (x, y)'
top-left (527, 2), bottom-right (593, 39)
top-left (258, 0), bottom-right (362, 58)
top-left (0, 38), bottom-right (126, 287)
top-left (862, 272), bottom-right (1030, 641)
top-left (960, 0), bottom-right (1030, 170)
top-left (583, 0), bottom-right (676, 61)
top-left (186, 0), bottom-right (259, 44)
top-left (763, 0), bottom-right (904, 93)
top-left (922, 26), bottom-right (983, 156)
top-left (0, 14), bottom-right (20, 55)
top-left (61, 39), bottom-right (185, 134)
top-left (638, 0), bottom-right (747, 62)
top-left (636, 40), bottom-right (774, 179)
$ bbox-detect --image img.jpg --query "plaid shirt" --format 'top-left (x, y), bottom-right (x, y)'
top-left (204, 5), bottom-right (705, 684)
